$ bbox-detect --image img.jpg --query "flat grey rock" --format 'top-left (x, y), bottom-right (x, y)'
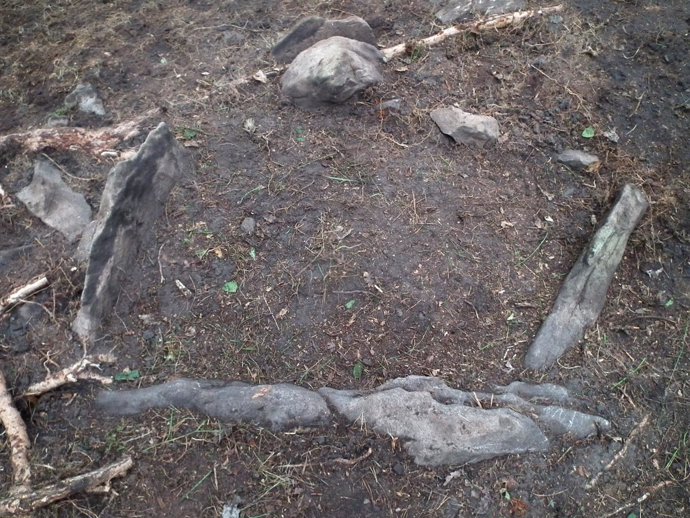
top-left (436, 0), bottom-right (527, 24)
top-left (281, 36), bottom-right (384, 108)
top-left (272, 16), bottom-right (376, 64)
top-left (240, 217), bottom-right (256, 235)
top-left (72, 122), bottom-right (190, 343)
top-left (17, 159), bottom-right (91, 242)
top-left (97, 379), bottom-right (332, 431)
top-left (64, 83), bottom-right (106, 116)
top-left (319, 386), bottom-right (549, 465)
top-left (431, 107), bottom-right (499, 146)
top-left (525, 184), bottom-right (649, 370)
top-left (557, 149), bottom-right (601, 172)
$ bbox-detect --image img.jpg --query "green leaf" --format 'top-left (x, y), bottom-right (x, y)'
top-left (626, 513), bottom-right (638, 518)
top-left (353, 361), bottom-right (363, 381)
top-left (664, 298), bottom-right (674, 308)
top-left (345, 299), bottom-right (357, 310)
top-left (182, 128), bottom-right (198, 140)
top-left (223, 281), bottom-right (239, 294)
top-left (249, 248), bottom-right (257, 260)
top-left (114, 370), bottom-right (141, 382)
top-left (582, 126), bottom-right (596, 139)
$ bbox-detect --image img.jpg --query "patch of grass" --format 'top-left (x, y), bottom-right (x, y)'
top-left (612, 357), bottom-right (648, 390)
top-left (664, 431), bottom-right (689, 479)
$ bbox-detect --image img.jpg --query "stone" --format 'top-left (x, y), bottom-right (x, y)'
top-left (72, 123), bottom-right (190, 343)
top-left (17, 159), bottom-right (92, 242)
top-left (436, 0), bottom-right (527, 24)
top-left (64, 83), bottom-right (106, 116)
top-left (524, 184), bottom-right (649, 370)
top-left (280, 36), bottom-right (384, 109)
top-left (430, 107), bottom-right (499, 146)
top-left (96, 379), bottom-right (332, 431)
top-left (318, 386), bottom-right (549, 466)
top-left (240, 216), bottom-right (256, 235)
top-left (272, 16), bottom-right (376, 64)
top-left (557, 149), bottom-right (601, 172)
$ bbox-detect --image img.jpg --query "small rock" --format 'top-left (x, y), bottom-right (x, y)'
top-left (379, 98), bottom-right (403, 113)
top-left (17, 159), bottom-right (92, 242)
top-left (557, 149), bottom-right (601, 172)
top-left (436, 0), bottom-right (527, 24)
top-left (64, 83), bottom-right (106, 116)
top-left (272, 16), bottom-right (376, 64)
top-left (45, 115), bottom-right (69, 127)
top-left (430, 107), bottom-right (499, 146)
top-left (240, 217), bottom-right (256, 235)
top-left (392, 462), bottom-right (406, 476)
top-left (281, 36), bottom-right (384, 108)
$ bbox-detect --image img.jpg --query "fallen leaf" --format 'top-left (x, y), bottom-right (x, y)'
top-left (353, 361), bottom-right (363, 381)
top-left (252, 70), bottom-right (268, 83)
top-left (223, 281), bottom-right (239, 294)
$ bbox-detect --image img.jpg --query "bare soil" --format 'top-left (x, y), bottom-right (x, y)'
top-left (1, 1), bottom-right (688, 517)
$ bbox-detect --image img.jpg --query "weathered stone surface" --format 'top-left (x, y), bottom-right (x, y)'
top-left (431, 107), bottom-right (499, 146)
top-left (536, 406), bottom-right (610, 439)
top-left (495, 381), bottom-right (569, 403)
top-left (64, 83), bottom-right (106, 116)
top-left (525, 184), bottom-right (649, 370)
top-left (17, 159), bottom-right (91, 242)
top-left (272, 16), bottom-right (376, 64)
top-left (97, 379), bottom-right (332, 431)
top-left (319, 385), bottom-right (549, 466)
top-left (281, 36), bottom-right (384, 108)
top-left (436, 0), bottom-right (527, 24)
top-left (240, 217), bottom-right (256, 235)
top-left (557, 149), bottom-right (601, 172)
top-left (72, 123), bottom-right (190, 343)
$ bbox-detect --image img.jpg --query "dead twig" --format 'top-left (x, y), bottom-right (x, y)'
top-left (0, 108), bottom-right (160, 159)
top-left (0, 370), bottom-right (31, 493)
top-left (333, 447), bottom-right (373, 466)
top-left (586, 414), bottom-right (651, 489)
top-left (22, 353), bottom-right (116, 397)
top-left (381, 5), bottom-right (565, 61)
top-left (0, 456), bottom-right (134, 516)
top-left (601, 480), bottom-right (675, 518)
top-left (0, 276), bottom-right (49, 314)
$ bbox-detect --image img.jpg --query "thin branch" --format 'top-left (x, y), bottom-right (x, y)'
top-left (381, 5), bottom-right (565, 61)
top-left (0, 276), bottom-right (49, 314)
top-left (22, 354), bottom-right (116, 397)
top-left (0, 456), bottom-right (133, 516)
top-left (601, 480), bottom-right (675, 518)
top-left (0, 370), bottom-right (31, 492)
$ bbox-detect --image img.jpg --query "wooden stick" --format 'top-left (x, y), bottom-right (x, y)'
top-left (0, 370), bottom-right (32, 493)
top-left (586, 414), bottom-right (651, 489)
top-left (0, 276), bottom-right (49, 315)
top-left (22, 353), bottom-right (115, 397)
top-left (0, 456), bottom-right (133, 516)
top-left (381, 5), bottom-right (564, 61)
top-left (0, 108), bottom-right (160, 159)
top-left (601, 480), bottom-right (674, 518)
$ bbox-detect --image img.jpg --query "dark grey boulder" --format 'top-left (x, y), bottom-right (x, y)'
top-left (431, 106), bottom-right (499, 146)
top-left (17, 159), bottom-right (92, 242)
top-left (280, 36), bottom-right (384, 108)
top-left (96, 379), bottom-right (332, 431)
top-left (524, 184), bottom-right (649, 370)
top-left (272, 16), bottom-right (376, 64)
top-left (72, 122), bottom-right (190, 343)
top-left (436, 0), bottom-right (527, 24)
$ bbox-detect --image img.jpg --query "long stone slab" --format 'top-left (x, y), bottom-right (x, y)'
top-left (524, 184), bottom-right (649, 370)
top-left (72, 123), bottom-right (190, 343)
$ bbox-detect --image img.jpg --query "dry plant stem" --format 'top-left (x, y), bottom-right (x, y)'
top-left (0, 276), bottom-right (49, 314)
top-left (586, 414), bottom-right (651, 489)
top-left (22, 354), bottom-right (115, 397)
top-left (0, 370), bottom-right (31, 492)
top-left (0, 108), bottom-right (160, 158)
top-left (382, 4), bottom-right (564, 61)
top-left (0, 456), bottom-right (134, 516)
top-left (601, 480), bottom-right (674, 518)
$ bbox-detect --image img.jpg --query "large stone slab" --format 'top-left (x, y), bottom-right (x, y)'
top-left (280, 36), bottom-right (384, 108)
top-left (17, 159), bottom-right (92, 242)
top-left (319, 385), bottom-right (549, 465)
top-left (97, 379), bottom-right (331, 431)
top-left (435, 0), bottom-right (527, 24)
top-left (524, 184), bottom-right (649, 370)
top-left (72, 122), bottom-right (189, 343)
top-left (431, 106), bottom-right (499, 146)
top-left (272, 16), bottom-right (376, 64)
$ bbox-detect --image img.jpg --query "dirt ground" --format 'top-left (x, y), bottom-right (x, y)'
top-left (1, 0), bottom-right (689, 516)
